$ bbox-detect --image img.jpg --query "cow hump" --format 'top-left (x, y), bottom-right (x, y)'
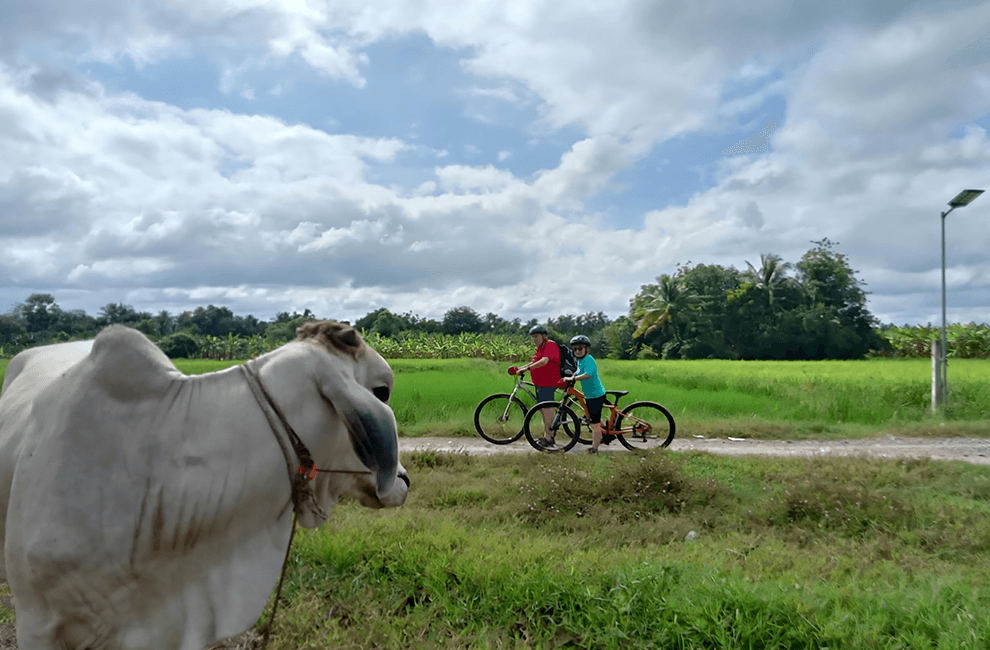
top-left (89, 325), bottom-right (180, 401)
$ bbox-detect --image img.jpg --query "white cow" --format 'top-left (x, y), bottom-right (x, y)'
top-left (0, 321), bottom-right (409, 650)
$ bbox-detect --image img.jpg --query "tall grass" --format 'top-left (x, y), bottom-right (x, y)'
top-left (255, 450), bottom-right (990, 649)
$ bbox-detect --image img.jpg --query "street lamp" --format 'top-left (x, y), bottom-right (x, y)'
top-left (938, 189), bottom-right (984, 409)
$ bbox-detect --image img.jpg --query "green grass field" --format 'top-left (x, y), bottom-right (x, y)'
top-left (259, 450), bottom-right (990, 649)
top-left (3, 355), bottom-right (990, 647)
top-left (385, 357), bottom-right (990, 439)
top-left (3, 357), bottom-right (989, 439)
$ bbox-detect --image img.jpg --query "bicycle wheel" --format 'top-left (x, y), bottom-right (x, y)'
top-left (613, 401), bottom-right (676, 450)
top-left (564, 395), bottom-right (593, 446)
top-left (575, 421), bottom-right (593, 446)
top-left (523, 401), bottom-right (582, 453)
top-left (474, 393), bottom-right (528, 444)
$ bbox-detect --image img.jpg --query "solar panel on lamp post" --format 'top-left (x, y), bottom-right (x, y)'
top-left (939, 189), bottom-right (984, 409)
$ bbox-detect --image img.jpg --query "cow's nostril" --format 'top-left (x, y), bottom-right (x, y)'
top-left (399, 474), bottom-right (410, 488)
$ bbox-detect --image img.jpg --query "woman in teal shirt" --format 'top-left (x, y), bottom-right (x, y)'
top-left (566, 335), bottom-right (607, 454)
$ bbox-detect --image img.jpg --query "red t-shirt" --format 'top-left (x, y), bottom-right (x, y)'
top-left (531, 340), bottom-right (560, 387)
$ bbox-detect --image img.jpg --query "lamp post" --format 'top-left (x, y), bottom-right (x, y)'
top-left (938, 189), bottom-right (983, 409)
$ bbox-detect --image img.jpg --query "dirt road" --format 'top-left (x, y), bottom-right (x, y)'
top-left (400, 434), bottom-right (990, 465)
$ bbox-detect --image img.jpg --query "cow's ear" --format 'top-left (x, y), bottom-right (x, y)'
top-left (334, 326), bottom-right (362, 350)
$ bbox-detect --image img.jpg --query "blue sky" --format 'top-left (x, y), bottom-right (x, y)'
top-left (2, 0), bottom-right (990, 326)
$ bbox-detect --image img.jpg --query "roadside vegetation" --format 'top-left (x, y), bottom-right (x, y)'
top-left (255, 449), bottom-right (990, 649)
top-left (7, 450), bottom-right (989, 648)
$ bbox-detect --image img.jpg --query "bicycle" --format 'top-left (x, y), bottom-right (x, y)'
top-left (474, 369), bottom-right (561, 445)
top-left (522, 379), bottom-right (676, 453)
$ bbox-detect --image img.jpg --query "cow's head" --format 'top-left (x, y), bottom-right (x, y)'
top-left (288, 321), bottom-right (409, 527)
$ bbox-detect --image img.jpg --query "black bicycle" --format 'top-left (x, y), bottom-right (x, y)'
top-left (473, 369), bottom-right (560, 445)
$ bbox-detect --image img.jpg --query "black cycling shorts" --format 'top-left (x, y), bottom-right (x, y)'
top-left (585, 395), bottom-right (607, 424)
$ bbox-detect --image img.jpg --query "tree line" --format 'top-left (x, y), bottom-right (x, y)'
top-left (624, 238), bottom-right (883, 359)
top-left (0, 297), bottom-right (319, 359)
top-left (2, 239), bottom-right (988, 359)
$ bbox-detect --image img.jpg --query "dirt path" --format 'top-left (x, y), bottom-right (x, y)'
top-left (400, 434), bottom-right (990, 465)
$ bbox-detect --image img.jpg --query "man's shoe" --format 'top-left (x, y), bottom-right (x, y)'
top-left (536, 437), bottom-right (558, 449)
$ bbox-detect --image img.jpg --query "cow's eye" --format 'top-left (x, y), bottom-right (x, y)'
top-left (372, 386), bottom-right (391, 403)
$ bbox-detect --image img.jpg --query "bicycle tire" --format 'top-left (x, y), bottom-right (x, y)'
top-left (613, 401), bottom-right (676, 450)
top-left (474, 393), bottom-right (528, 444)
top-left (563, 395), bottom-right (593, 445)
top-left (523, 401), bottom-right (581, 453)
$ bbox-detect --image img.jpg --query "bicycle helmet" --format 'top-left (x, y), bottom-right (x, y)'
top-left (529, 325), bottom-right (548, 335)
top-left (570, 335), bottom-right (591, 347)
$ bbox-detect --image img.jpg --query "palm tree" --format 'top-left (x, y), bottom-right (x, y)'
top-left (632, 275), bottom-right (694, 338)
top-left (744, 253), bottom-right (793, 309)
top-left (155, 310), bottom-right (175, 336)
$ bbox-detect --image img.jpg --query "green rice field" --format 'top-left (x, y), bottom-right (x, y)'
top-left (384, 357), bottom-right (990, 439)
top-left (3, 357), bottom-right (989, 439)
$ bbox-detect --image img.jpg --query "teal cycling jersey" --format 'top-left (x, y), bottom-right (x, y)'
top-left (576, 355), bottom-right (606, 399)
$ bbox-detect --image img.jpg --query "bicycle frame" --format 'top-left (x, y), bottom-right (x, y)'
top-left (506, 372), bottom-right (540, 406)
top-left (496, 370), bottom-right (563, 421)
top-left (555, 384), bottom-right (626, 432)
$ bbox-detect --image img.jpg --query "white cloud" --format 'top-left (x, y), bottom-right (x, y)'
top-left (533, 136), bottom-right (640, 208)
top-left (434, 164), bottom-right (518, 194)
top-left (465, 85), bottom-right (527, 104)
top-left (68, 257), bottom-right (175, 281)
top-left (2, 0), bottom-right (990, 329)
top-left (295, 219), bottom-right (404, 252)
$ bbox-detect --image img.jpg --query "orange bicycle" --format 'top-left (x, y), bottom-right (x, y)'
top-left (522, 379), bottom-right (676, 453)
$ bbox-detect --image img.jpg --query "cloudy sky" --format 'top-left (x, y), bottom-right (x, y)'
top-left (2, 0), bottom-right (989, 326)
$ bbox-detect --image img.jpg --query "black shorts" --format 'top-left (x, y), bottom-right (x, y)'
top-left (536, 386), bottom-right (557, 402)
top-left (585, 395), bottom-right (608, 424)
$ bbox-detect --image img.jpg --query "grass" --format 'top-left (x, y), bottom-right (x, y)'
top-left (254, 449), bottom-right (990, 649)
top-left (0, 584), bottom-right (12, 625)
top-left (382, 358), bottom-right (990, 439)
top-left (3, 357), bottom-right (990, 439)
top-left (4, 450), bottom-right (990, 647)
top-left (3, 348), bottom-right (990, 647)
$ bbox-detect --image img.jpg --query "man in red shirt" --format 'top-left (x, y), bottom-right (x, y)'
top-left (510, 325), bottom-right (561, 448)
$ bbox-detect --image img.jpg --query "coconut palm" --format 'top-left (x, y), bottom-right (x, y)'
top-left (632, 275), bottom-right (694, 338)
top-left (744, 253), bottom-right (793, 308)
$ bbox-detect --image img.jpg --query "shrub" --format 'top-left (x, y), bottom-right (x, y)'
top-left (158, 332), bottom-right (201, 359)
